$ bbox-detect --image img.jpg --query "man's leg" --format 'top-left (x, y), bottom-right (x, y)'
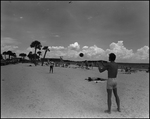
top-left (105, 89), bottom-right (112, 114)
top-left (50, 67), bottom-right (52, 73)
top-left (52, 67), bottom-right (53, 73)
top-left (113, 88), bottom-right (121, 112)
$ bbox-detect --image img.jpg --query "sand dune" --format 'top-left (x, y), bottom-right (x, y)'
top-left (1, 63), bottom-right (149, 118)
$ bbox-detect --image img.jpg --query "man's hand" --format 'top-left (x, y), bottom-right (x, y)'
top-left (97, 61), bottom-right (108, 73)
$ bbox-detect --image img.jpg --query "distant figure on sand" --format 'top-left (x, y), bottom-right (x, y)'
top-left (85, 60), bottom-right (89, 69)
top-left (49, 61), bottom-right (54, 73)
top-left (97, 53), bottom-right (121, 114)
top-left (90, 62), bottom-right (94, 69)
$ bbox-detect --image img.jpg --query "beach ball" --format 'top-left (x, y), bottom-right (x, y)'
top-left (79, 53), bottom-right (84, 57)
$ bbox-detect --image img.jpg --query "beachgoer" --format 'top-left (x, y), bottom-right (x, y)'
top-left (85, 60), bottom-right (89, 69)
top-left (125, 67), bottom-right (128, 72)
top-left (97, 53), bottom-right (121, 114)
top-left (91, 62), bottom-right (94, 69)
top-left (49, 61), bottom-right (54, 73)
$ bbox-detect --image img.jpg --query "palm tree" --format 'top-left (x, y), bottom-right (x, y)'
top-left (7, 50), bottom-right (13, 60)
top-left (10, 52), bottom-right (14, 59)
top-left (2, 51), bottom-right (7, 60)
top-left (11, 53), bottom-right (17, 58)
top-left (33, 54), bottom-right (39, 60)
top-left (27, 51), bottom-right (33, 61)
top-left (19, 53), bottom-right (27, 60)
top-left (37, 51), bottom-right (42, 56)
top-left (30, 40), bottom-right (42, 66)
top-left (37, 51), bottom-right (42, 60)
top-left (41, 46), bottom-right (50, 66)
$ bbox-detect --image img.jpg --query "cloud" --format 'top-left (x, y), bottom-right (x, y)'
top-left (81, 45), bottom-right (105, 58)
top-left (1, 37), bottom-right (19, 52)
top-left (54, 35), bottom-right (60, 37)
top-left (49, 33), bottom-right (60, 38)
top-left (104, 41), bottom-right (149, 62)
top-left (1, 45), bottom-right (18, 53)
top-left (1, 37), bottom-right (18, 46)
top-left (43, 41), bottom-right (149, 62)
top-left (15, 47), bottom-right (34, 57)
top-left (134, 46), bottom-right (149, 60)
top-left (49, 46), bottom-right (65, 50)
top-left (47, 51), bottom-right (66, 58)
top-left (46, 49), bottom-right (67, 58)
top-left (45, 43), bottom-right (80, 58)
top-left (68, 42), bottom-right (80, 50)
top-left (82, 46), bottom-right (88, 49)
top-left (66, 50), bottom-right (79, 58)
top-left (15, 47), bottom-right (42, 58)
top-left (89, 45), bottom-right (105, 55)
top-left (106, 41), bottom-right (134, 60)
top-left (87, 16), bottom-right (93, 20)
top-left (26, 47), bottom-right (35, 52)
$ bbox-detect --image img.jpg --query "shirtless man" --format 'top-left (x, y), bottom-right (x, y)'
top-left (97, 53), bottom-right (121, 114)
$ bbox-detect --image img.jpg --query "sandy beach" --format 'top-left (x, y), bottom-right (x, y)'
top-left (1, 63), bottom-right (149, 118)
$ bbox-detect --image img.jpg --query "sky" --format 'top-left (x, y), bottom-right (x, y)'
top-left (1, 1), bottom-right (149, 63)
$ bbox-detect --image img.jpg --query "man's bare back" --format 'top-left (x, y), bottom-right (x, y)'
top-left (107, 62), bottom-right (118, 78)
top-left (98, 61), bottom-right (118, 78)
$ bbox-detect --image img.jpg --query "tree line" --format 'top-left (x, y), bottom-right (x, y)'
top-left (1, 40), bottom-right (50, 66)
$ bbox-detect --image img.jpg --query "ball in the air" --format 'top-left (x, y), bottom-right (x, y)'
top-left (79, 53), bottom-right (84, 57)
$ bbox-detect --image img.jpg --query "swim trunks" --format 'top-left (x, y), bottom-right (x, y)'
top-left (107, 78), bottom-right (117, 89)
